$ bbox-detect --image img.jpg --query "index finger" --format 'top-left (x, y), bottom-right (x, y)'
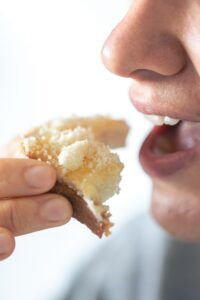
top-left (0, 158), bottom-right (56, 198)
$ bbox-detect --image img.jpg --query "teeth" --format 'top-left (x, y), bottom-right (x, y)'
top-left (163, 116), bottom-right (180, 126)
top-left (144, 115), bottom-right (165, 126)
top-left (144, 114), bottom-right (180, 126)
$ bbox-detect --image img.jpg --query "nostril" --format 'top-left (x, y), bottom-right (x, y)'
top-left (130, 65), bottom-right (187, 81)
top-left (130, 69), bottom-right (169, 81)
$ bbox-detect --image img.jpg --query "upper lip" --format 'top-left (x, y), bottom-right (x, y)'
top-left (129, 82), bottom-right (200, 123)
top-left (130, 96), bottom-right (181, 119)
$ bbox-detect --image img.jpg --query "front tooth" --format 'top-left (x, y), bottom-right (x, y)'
top-left (144, 114), bottom-right (180, 126)
top-left (144, 114), bottom-right (165, 125)
top-left (164, 117), bottom-right (180, 126)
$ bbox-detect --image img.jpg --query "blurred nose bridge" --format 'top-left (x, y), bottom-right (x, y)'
top-left (102, 2), bottom-right (186, 77)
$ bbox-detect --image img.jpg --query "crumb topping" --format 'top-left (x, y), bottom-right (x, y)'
top-left (21, 119), bottom-right (124, 205)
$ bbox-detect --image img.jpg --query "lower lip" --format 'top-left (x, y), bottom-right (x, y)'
top-left (139, 125), bottom-right (199, 178)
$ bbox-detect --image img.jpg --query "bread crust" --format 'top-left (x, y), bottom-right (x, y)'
top-left (52, 182), bottom-right (111, 238)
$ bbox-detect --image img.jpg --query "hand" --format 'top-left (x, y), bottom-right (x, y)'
top-left (0, 140), bottom-right (72, 261)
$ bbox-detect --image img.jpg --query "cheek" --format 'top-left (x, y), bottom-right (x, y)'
top-left (151, 178), bottom-right (200, 241)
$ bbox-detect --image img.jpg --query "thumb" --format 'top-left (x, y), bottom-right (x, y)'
top-left (0, 194), bottom-right (72, 236)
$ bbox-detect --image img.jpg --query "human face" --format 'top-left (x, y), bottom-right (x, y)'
top-left (102, 0), bottom-right (200, 241)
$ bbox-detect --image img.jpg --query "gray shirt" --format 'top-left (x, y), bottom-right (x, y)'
top-left (63, 214), bottom-right (200, 300)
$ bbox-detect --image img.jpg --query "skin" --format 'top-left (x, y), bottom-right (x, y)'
top-left (102, 0), bottom-right (200, 241)
top-left (0, 139), bottom-right (72, 260)
top-left (2, 0), bottom-right (200, 260)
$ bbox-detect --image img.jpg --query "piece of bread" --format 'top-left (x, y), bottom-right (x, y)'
top-left (20, 116), bottom-right (128, 237)
top-left (46, 115), bottom-right (129, 149)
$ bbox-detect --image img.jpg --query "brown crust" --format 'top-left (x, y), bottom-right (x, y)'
top-left (51, 181), bottom-right (112, 238)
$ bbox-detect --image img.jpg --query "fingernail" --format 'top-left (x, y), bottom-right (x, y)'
top-left (0, 232), bottom-right (11, 254)
top-left (25, 166), bottom-right (55, 189)
top-left (40, 198), bottom-right (69, 222)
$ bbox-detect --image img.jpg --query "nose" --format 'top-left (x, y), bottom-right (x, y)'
top-left (102, 1), bottom-right (186, 78)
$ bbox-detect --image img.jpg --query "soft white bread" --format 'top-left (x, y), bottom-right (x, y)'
top-left (20, 116), bottom-right (128, 237)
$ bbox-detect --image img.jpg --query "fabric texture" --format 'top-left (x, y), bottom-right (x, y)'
top-left (63, 214), bottom-right (200, 300)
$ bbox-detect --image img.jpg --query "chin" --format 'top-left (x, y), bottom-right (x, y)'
top-left (150, 179), bottom-right (200, 242)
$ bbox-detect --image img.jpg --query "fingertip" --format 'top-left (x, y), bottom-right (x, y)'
top-left (38, 162), bottom-right (57, 189)
top-left (64, 197), bottom-right (73, 223)
top-left (40, 195), bottom-right (73, 224)
top-left (0, 158), bottom-right (58, 198)
top-left (0, 228), bottom-right (15, 261)
top-left (24, 161), bottom-right (57, 192)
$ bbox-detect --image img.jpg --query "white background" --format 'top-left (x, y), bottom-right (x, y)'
top-left (0, 1), bottom-right (153, 299)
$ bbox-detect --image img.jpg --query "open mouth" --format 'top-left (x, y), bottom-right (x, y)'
top-left (139, 117), bottom-right (200, 177)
